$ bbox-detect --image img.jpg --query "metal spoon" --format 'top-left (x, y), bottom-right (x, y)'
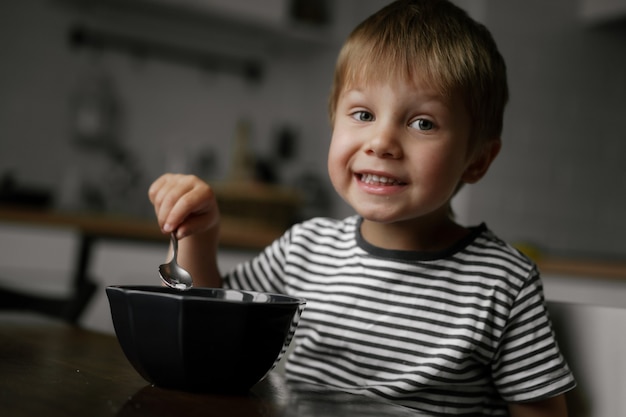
top-left (159, 231), bottom-right (193, 290)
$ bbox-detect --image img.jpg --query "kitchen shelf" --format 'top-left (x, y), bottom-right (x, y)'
top-left (68, 24), bottom-right (264, 82)
top-left (580, 0), bottom-right (626, 26)
top-left (55, 0), bottom-right (333, 79)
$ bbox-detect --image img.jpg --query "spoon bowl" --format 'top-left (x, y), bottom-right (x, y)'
top-left (159, 232), bottom-right (193, 290)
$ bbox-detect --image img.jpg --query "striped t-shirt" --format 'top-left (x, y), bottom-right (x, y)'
top-left (223, 216), bottom-right (576, 416)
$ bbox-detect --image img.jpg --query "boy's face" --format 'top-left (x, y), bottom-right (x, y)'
top-left (328, 78), bottom-right (481, 225)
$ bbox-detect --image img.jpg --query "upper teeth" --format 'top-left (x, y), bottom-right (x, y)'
top-left (361, 173), bottom-right (399, 185)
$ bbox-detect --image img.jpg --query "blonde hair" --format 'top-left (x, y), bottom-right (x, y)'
top-left (328, 0), bottom-right (508, 150)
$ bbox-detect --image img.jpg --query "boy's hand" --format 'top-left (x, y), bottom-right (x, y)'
top-left (148, 174), bottom-right (220, 239)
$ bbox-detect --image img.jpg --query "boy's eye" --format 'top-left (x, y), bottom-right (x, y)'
top-left (410, 118), bottom-right (434, 131)
top-left (352, 111), bottom-right (374, 122)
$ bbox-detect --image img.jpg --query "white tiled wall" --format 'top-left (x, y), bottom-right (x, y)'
top-left (0, 222), bottom-right (80, 297)
top-left (543, 273), bottom-right (626, 309)
top-left (549, 301), bottom-right (626, 417)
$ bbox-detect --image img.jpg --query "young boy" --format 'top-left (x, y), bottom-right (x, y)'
top-left (148, 0), bottom-right (576, 415)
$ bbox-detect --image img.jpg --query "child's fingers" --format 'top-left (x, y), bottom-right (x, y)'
top-left (176, 207), bottom-right (219, 239)
top-left (148, 174), bottom-right (187, 230)
top-left (147, 174), bottom-right (168, 204)
top-left (164, 180), bottom-right (218, 235)
top-left (148, 174), bottom-right (217, 235)
top-left (149, 175), bottom-right (184, 230)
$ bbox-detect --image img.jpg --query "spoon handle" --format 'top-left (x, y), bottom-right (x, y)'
top-left (170, 232), bottom-right (178, 261)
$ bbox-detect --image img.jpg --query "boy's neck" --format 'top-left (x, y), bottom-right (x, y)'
top-left (359, 213), bottom-right (470, 253)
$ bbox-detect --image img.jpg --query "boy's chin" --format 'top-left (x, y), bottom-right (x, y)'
top-left (354, 203), bottom-right (453, 226)
top-left (354, 207), bottom-right (410, 225)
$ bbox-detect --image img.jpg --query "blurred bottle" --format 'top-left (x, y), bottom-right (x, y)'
top-left (69, 54), bottom-right (123, 151)
top-left (228, 119), bottom-right (256, 184)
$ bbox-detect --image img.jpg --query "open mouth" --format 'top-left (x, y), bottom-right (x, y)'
top-left (358, 173), bottom-right (406, 186)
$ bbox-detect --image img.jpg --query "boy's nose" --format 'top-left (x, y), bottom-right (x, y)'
top-left (365, 128), bottom-right (402, 159)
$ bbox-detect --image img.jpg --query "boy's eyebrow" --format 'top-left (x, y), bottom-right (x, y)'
top-left (342, 85), bottom-right (452, 107)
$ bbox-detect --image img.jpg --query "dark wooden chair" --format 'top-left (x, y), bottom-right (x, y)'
top-left (0, 222), bottom-right (96, 324)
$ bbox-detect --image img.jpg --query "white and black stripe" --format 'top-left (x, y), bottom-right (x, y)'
top-left (224, 216), bottom-right (576, 416)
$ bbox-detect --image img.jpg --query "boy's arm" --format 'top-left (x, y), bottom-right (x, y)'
top-left (508, 394), bottom-right (568, 417)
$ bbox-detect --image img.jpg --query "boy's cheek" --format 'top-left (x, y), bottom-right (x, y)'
top-left (328, 142), bottom-right (354, 174)
top-left (327, 148), bottom-right (353, 187)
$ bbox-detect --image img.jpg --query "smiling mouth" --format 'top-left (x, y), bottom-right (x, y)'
top-left (358, 173), bottom-right (406, 186)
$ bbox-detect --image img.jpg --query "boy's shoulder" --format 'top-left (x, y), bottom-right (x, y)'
top-left (467, 224), bottom-right (539, 277)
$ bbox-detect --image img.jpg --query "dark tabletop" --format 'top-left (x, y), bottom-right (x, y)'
top-left (0, 313), bottom-right (421, 417)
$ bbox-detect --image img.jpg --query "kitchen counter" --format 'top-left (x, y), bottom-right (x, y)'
top-left (537, 256), bottom-right (626, 281)
top-left (0, 206), bottom-right (626, 281)
top-left (2, 206), bottom-right (625, 281)
top-left (0, 206), bottom-right (285, 250)
top-left (0, 206), bottom-right (288, 322)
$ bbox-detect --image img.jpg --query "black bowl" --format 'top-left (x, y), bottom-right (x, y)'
top-left (106, 285), bottom-right (305, 393)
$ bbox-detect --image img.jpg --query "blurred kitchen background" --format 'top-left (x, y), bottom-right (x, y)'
top-left (1, 0), bottom-right (626, 255)
top-left (1, 1), bottom-right (626, 415)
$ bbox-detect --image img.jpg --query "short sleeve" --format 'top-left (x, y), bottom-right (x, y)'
top-left (491, 269), bottom-right (576, 402)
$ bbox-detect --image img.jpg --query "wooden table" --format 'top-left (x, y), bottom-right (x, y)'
top-left (0, 313), bottom-right (420, 417)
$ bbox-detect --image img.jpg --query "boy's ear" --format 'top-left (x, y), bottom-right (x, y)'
top-left (462, 139), bottom-right (501, 184)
